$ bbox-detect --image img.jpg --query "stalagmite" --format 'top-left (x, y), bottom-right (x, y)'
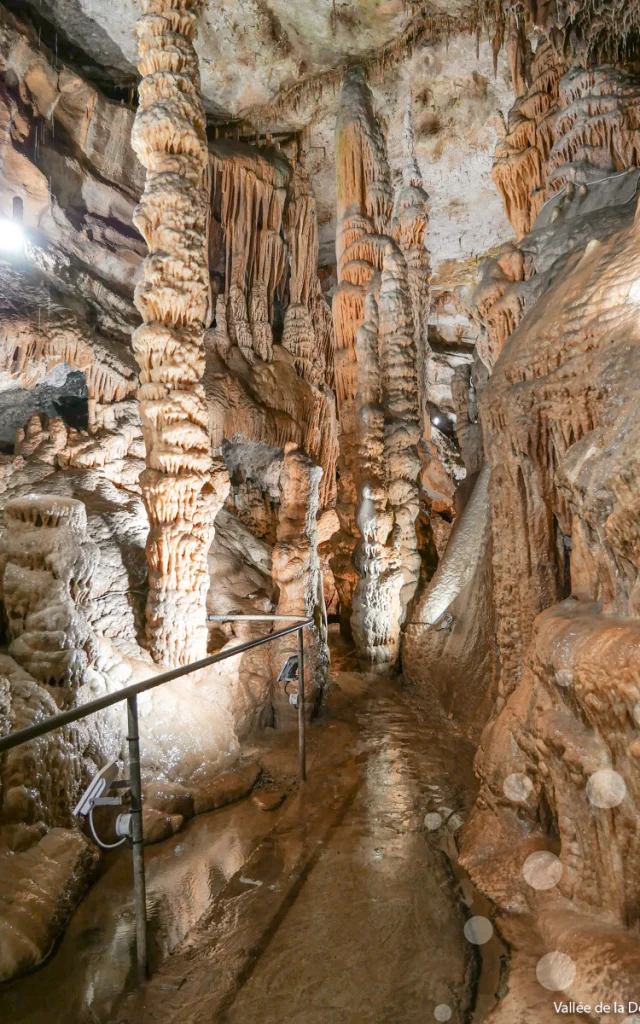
top-left (350, 291), bottom-right (404, 666)
top-left (392, 95), bottom-right (431, 434)
top-left (331, 66), bottom-right (394, 621)
top-left (333, 69), bottom-right (421, 666)
top-left (131, 0), bottom-right (229, 666)
top-left (377, 243), bottom-right (421, 614)
top-left (270, 443), bottom-right (327, 718)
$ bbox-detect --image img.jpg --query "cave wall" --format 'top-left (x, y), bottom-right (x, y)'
top-left (459, 16), bottom-right (640, 1017)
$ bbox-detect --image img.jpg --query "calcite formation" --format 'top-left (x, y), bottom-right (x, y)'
top-left (4, 0), bottom-right (640, 1014)
top-left (270, 444), bottom-right (327, 721)
top-left (333, 68), bottom-right (422, 666)
top-left (493, 50), bottom-right (640, 242)
top-left (392, 96), bottom-right (432, 433)
top-left (547, 63), bottom-right (640, 193)
top-left (210, 140), bottom-right (290, 366)
top-left (459, 57), bottom-right (640, 1019)
top-left (0, 495), bottom-right (99, 687)
top-left (208, 140), bottom-right (339, 512)
top-left (131, 0), bottom-right (229, 666)
top-left (333, 66), bottom-right (393, 531)
top-left (283, 156), bottom-right (334, 390)
top-left (492, 37), bottom-right (562, 237)
top-left (403, 464), bottom-right (495, 738)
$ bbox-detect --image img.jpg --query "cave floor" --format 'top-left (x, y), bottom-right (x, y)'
top-left (1, 638), bottom-right (496, 1024)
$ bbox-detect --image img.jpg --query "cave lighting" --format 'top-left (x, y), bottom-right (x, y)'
top-left (0, 215), bottom-right (25, 254)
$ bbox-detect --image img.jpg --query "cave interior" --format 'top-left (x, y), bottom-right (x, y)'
top-left (1, 1), bottom-right (640, 1022)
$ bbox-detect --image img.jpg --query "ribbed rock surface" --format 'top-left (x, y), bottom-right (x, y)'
top-left (131, 0), bottom-right (229, 666)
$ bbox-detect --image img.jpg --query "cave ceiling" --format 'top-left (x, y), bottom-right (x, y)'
top-left (16, 0), bottom-right (483, 116)
top-left (9, 0), bottom-right (519, 279)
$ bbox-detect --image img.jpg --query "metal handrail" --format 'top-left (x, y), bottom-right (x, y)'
top-left (0, 618), bottom-right (311, 754)
top-left (0, 615), bottom-right (313, 983)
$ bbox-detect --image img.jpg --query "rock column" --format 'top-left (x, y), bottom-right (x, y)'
top-left (131, 0), bottom-right (228, 665)
top-left (333, 68), bottom-right (421, 667)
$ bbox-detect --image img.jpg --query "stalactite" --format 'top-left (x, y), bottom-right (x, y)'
top-left (282, 156), bottom-right (332, 387)
top-left (131, 0), bottom-right (229, 667)
top-left (207, 141), bottom-right (338, 510)
top-left (547, 64), bottom-right (640, 195)
top-left (506, 2), bottom-right (529, 99)
top-left (492, 37), bottom-right (563, 236)
top-left (210, 141), bottom-right (290, 366)
top-left (333, 66), bottom-right (393, 545)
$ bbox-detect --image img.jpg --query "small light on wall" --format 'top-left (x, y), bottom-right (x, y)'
top-left (277, 654), bottom-right (300, 707)
top-left (0, 197), bottom-right (25, 255)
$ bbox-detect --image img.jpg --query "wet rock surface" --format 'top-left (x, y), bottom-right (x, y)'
top-left (0, 644), bottom-right (486, 1024)
top-left (113, 654), bottom-right (483, 1024)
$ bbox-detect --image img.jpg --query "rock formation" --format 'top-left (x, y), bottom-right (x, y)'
top-left (393, 95), bottom-right (432, 433)
top-left (492, 37), bottom-right (563, 237)
top-left (270, 444), bottom-right (327, 722)
top-left (403, 464), bottom-right (494, 739)
top-left (283, 155), bottom-right (334, 391)
top-left (209, 139), bottom-right (290, 366)
top-left (455, 18), bottom-right (640, 1018)
top-left (460, 191), bottom-right (640, 1020)
top-left (547, 63), bottom-right (640, 194)
top-left (1, 495), bottom-right (99, 688)
top-left (131, 0), bottom-right (229, 666)
top-left (332, 68), bottom-right (422, 666)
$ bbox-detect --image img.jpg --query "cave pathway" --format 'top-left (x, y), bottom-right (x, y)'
top-left (117, 651), bottom-right (490, 1024)
top-left (0, 644), bottom-right (492, 1024)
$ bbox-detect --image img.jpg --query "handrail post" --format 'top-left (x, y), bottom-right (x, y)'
top-left (127, 694), bottom-right (148, 983)
top-left (297, 626), bottom-right (306, 782)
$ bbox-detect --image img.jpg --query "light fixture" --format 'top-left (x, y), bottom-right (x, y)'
top-left (0, 216), bottom-right (25, 253)
top-left (278, 654), bottom-right (300, 707)
top-left (0, 197), bottom-right (25, 255)
top-left (74, 758), bottom-right (132, 849)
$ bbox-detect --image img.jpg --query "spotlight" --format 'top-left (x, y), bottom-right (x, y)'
top-left (0, 216), bottom-right (25, 254)
top-left (0, 199), bottom-right (26, 255)
top-left (74, 759), bottom-right (132, 849)
top-left (278, 654), bottom-right (300, 707)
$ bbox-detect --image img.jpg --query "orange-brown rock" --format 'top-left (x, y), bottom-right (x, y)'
top-left (131, 0), bottom-right (229, 666)
top-left (462, 164), bottom-right (640, 1020)
top-left (493, 38), bottom-right (563, 238)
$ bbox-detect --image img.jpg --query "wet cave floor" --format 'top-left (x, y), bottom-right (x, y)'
top-left (0, 637), bottom-right (502, 1024)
